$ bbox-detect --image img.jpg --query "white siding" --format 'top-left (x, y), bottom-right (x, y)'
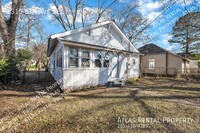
top-left (61, 25), bottom-right (129, 51)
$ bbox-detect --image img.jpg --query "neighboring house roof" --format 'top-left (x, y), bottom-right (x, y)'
top-left (47, 20), bottom-right (140, 57)
top-left (138, 43), bottom-right (189, 61)
top-left (138, 43), bottom-right (166, 54)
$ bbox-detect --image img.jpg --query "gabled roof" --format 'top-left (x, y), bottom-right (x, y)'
top-left (47, 20), bottom-right (139, 56)
top-left (138, 43), bottom-right (189, 61)
top-left (138, 43), bottom-right (167, 54)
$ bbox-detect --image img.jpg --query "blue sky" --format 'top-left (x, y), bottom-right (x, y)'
top-left (2, 0), bottom-right (200, 51)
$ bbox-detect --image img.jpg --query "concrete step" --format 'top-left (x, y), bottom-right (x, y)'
top-left (107, 80), bottom-right (125, 87)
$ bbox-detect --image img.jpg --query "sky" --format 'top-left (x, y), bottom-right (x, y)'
top-left (1, 0), bottom-right (200, 52)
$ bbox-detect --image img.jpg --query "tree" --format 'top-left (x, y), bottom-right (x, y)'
top-left (0, 0), bottom-right (24, 58)
top-left (114, 2), bottom-right (147, 47)
top-left (169, 12), bottom-right (200, 57)
top-left (32, 25), bottom-right (49, 70)
top-left (16, 48), bottom-right (32, 70)
top-left (50, 0), bottom-right (117, 31)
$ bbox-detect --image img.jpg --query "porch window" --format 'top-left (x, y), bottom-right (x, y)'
top-left (132, 59), bottom-right (136, 65)
top-left (53, 53), bottom-right (56, 68)
top-left (94, 51), bottom-right (102, 68)
top-left (103, 52), bottom-right (111, 67)
top-left (149, 59), bottom-right (155, 69)
top-left (69, 48), bottom-right (78, 68)
top-left (82, 49), bottom-right (90, 68)
top-left (56, 47), bottom-right (62, 67)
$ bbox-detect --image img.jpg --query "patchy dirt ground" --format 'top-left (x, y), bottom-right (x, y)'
top-left (0, 78), bottom-right (199, 132)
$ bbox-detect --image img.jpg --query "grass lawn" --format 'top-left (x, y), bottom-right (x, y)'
top-left (0, 78), bottom-right (200, 132)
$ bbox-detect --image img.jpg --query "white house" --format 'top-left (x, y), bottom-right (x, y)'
top-left (47, 21), bottom-right (140, 90)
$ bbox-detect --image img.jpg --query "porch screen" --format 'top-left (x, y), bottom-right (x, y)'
top-left (82, 49), bottom-right (90, 68)
top-left (56, 47), bottom-right (62, 67)
top-left (69, 48), bottom-right (78, 68)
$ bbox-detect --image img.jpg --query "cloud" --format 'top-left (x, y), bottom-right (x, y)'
top-left (118, 0), bottom-right (130, 3)
top-left (138, 0), bottom-right (163, 21)
top-left (162, 34), bottom-right (173, 50)
top-left (2, 2), bottom-right (45, 21)
top-left (176, 0), bottom-right (193, 6)
top-left (147, 12), bottom-right (160, 21)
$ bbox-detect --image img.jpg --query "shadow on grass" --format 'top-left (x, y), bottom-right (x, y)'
top-left (36, 89), bottom-right (187, 132)
top-left (0, 93), bottom-right (37, 97)
top-left (126, 85), bottom-right (200, 92)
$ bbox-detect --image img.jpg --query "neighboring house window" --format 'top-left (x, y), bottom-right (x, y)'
top-left (149, 59), bottom-right (155, 69)
top-left (56, 47), bottom-right (63, 67)
top-left (69, 48), bottom-right (79, 68)
top-left (82, 49), bottom-right (90, 68)
top-left (94, 51), bottom-right (102, 68)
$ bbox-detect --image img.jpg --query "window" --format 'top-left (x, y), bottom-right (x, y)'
top-left (94, 51), bottom-right (102, 68)
top-left (82, 49), bottom-right (90, 68)
top-left (149, 59), bottom-right (155, 69)
top-left (103, 52), bottom-right (111, 67)
top-left (53, 53), bottom-right (56, 68)
top-left (56, 47), bottom-right (62, 67)
top-left (132, 59), bottom-right (136, 65)
top-left (69, 48), bottom-right (78, 68)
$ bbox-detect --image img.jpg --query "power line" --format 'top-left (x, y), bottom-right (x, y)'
top-left (132, 0), bottom-right (179, 42)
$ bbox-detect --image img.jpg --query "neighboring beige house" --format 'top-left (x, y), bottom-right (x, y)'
top-left (138, 44), bottom-right (190, 75)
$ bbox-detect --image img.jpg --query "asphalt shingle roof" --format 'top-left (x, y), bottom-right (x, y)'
top-left (138, 43), bottom-right (167, 54)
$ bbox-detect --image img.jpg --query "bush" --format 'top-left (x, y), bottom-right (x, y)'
top-left (126, 78), bottom-right (139, 85)
top-left (0, 59), bottom-right (19, 84)
top-left (16, 48), bottom-right (33, 70)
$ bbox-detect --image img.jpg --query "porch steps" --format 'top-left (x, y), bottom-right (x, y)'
top-left (107, 79), bottom-right (125, 87)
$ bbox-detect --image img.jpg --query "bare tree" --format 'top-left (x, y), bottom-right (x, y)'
top-left (50, 0), bottom-right (84, 30)
top-left (0, 0), bottom-right (24, 58)
top-left (50, 0), bottom-right (117, 31)
top-left (32, 25), bottom-right (49, 69)
top-left (95, 0), bottom-right (117, 23)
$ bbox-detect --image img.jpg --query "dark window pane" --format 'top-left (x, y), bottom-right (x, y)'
top-left (69, 48), bottom-right (78, 58)
top-left (69, 48), bottom-right (78, 68)
top-left (103, 60), bottom-right (109, 67)
top-left (95, 59), bottom-right (101, 68)
top-left (69, 57), bottom-right (78, 67)
top-left (57, 48), bottom-right (62, 67)
top-left (82, 49), bottom-right (90, 68)
top-left (82, 50), bottom-right (89, 58)
top-left (82, 59), bottom-right (90, 68)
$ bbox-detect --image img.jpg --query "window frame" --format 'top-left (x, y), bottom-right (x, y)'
top-left (68, 47), bottom-right (79, 68)
top-left (103, 52), bottom-right (111, 68)
top-left (56, 47), bottom-right (63, 68)
top-left (81, 49), bottom-right (90, 68)
top-left (94, 51), bottom-right (102, 68)
top-left (149, 59), bottom-right (155, 70)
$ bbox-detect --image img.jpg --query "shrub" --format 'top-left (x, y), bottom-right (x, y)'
top-left (0, 59), bottom-right (9, 77)
top-left (126, 78), bottom-right (139, 85)
top-left (16, 48), bottom-right (33, 70)
top-left (0, 59), bottom-right (19, 84)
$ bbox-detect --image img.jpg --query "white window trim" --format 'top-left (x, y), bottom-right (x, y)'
top-left (81, 49), bottom-right (91, 68)
top-left (149, 59), bottom-right (155, 70)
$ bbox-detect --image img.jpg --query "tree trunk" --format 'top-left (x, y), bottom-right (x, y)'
top-left (0, 0), bottom-right (23, 59)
